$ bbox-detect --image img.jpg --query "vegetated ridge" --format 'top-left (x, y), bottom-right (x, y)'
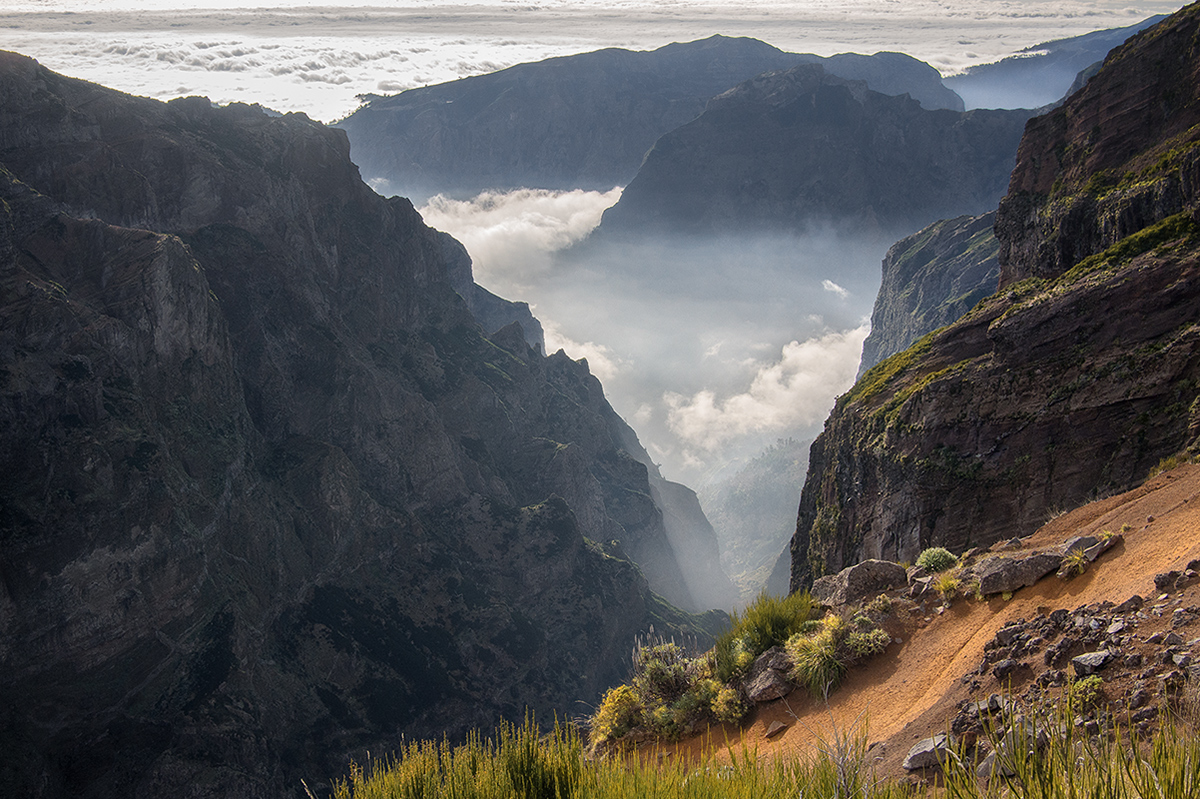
top-left (0, 52), bottom-right (731, 798)
top-left (338, 36), bottom-right (962, 201)
top-left (596, 64), bottom-right (1031, 240)
top-left (789, 3), bottom-right (1200, 592)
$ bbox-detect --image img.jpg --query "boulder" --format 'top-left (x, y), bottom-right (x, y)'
top-left (977, 553), bottom-right (1063, 596)
top-left (903, 733), bottom-right (956, 771)
top-left (1071, 650), bottom-right (1112, 676)
top-left (743, 646), bottom-right (794, 703)
top-left (812, 559), bottom-right (907, 606)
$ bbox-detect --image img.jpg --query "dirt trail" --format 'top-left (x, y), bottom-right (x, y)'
top-left (671, 464), bottom-right (1200, 776)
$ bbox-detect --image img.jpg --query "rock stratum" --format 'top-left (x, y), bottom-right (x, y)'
top-left (857, 212), bottom-right (999, 376)
top-left (597, 64), bottom-right (1032, 239)
top-left (790, 4), bottom-right (1200, 592)
top-left (338, 36), bottom-right (962, 200)
top-left (0, 52), bottom-right (732, 797)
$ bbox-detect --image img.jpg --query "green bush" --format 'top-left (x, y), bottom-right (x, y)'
top-left (916, 546), bottom-right (958, 573)
top-left (846, 628), bottom-right (891, 658)
top-left (787, 629), bottom-right (845, 697)
top-left (714, 592), bottom-right (814, 682)
top-left (590, 685), bottom-right (643, 746)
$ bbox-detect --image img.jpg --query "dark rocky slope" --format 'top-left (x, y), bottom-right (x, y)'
top-left (0, 53), bottom-right (728, 798)
top-left (789, 3), bottom-right (1200, 592)
top-left (597, 65), bottom-right (1031, 239)
top-left (857, 212), bottom-right (999, 376)
top-left (337, 36), bottom-right (962, 200)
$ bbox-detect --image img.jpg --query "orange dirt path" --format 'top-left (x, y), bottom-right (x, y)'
top-left (666, 463), bottom-right (1200, 777)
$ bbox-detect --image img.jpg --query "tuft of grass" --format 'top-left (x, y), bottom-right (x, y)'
top-left (714, 592), bottom-right (814, 682)
top-left (1061, 548), bottom-right (1090, 578)
top-left (916, 546), bottom-right (958, 573)
top-left (934, 571), bottom-right (961, 601)
top-left (787, 631), bottom-right (846, 697)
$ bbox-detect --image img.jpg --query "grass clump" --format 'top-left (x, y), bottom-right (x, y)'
top-left (916, 547), bottom-right (958, 573)
top-left (714, 591), bottom-right (814, 682)
top-left (1061, 548), bottom-right (1089, 578)
top-left (934, 572), bottom-right (961, 601)
top-left (786, 612), bottom-right (892, 698)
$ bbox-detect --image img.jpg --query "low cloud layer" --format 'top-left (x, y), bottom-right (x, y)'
top-left (418, 188), bottom-right (622, 291)
top-left (2, 2), bottom-right (1182, 121)
top-left (665, 325), bottom-right (870, 461)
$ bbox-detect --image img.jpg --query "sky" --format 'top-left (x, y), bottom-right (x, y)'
top-left (2, 0), bottom-right (1184, 484)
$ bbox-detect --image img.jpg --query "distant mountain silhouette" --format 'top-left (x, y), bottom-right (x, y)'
top-left (338, 36), bottom-right (962, 201)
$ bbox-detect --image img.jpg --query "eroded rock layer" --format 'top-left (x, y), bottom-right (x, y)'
top-left (0, 53), bottom-right (726, 797)
top-left (790, 4), bottom-right (1200, 591)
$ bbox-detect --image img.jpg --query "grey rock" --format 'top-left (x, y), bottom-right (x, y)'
top-left (744, 646), bottom-right (795, 703)
top-left (978, 553), bottom-right (1064, 596)
top-left (1116, 595), bottom-right (1145, 614)
top-left (1072, 651), bottom-right (1112, 676)
top-left (903, 733), bottom-right (956, 771)
top-left (812, 559), bottom-right (907, 606)
top-left (1156, 571), bottom-right (1182, 591)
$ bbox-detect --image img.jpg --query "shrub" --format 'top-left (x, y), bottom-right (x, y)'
top-left (1069, 675), bottom-right (1104, 709)
top-left (865, 594), bottom-right (893, 616)
top-left (632, 639), bottom-right (696, 704)
top-left (590, 685), bottom-right (643, 746)
top-left (846, 628), bottom-right (891, 658)
top-left (916, 546), bottom-right (958, 573)
top-left (714, 591), bottom-right (814, 682)
top-left (787, 631), bottom-right (845, 697)
top-left (712, 686), bottom-right (749, 724)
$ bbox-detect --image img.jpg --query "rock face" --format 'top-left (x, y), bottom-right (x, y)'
top-left (857, 212), bottom-right (999, 376)
top-left (790, 5), bottom-right (1200, 591)
top-left (337, 36), bottom-right (962, 199)
top-left (598, 65), bottom-right (1031, 239)
top-left (0, 52), bottom-right (729, 797)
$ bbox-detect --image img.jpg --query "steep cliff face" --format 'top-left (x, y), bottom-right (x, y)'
top-left (0, 53), bottom-right (725, 798)
top-left (337, 36), bottom-right (962, 200)
top-left (857, 212), bottom-right (999, 376)
top-left (597, 65), bottom-right (1031, 239)
top-left (789, 5), bottom-right (1200, 592)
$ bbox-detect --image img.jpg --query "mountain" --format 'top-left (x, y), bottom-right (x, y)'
top-left (857, 212), bottom-right (999, 376)
top-left (943, 16), bottom-right (1166, 110)
top-left (595, 65), bottom-right (1032, 240)
top-left (336, 36), bottom-right (963, 201)
top-left (698, 438), bottom-right (809, 602)
top-left (0, 53), bottom-right (731, 797)
top-left (788, 5), bottom-right (1200, 591)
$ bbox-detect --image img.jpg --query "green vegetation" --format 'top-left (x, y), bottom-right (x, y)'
top-left (915, 547), bottom-right (958, 573)
top-left (1061, 547), bottom-right (1090, 578)
top-left (327, 713), bottom-right (917, 799)
top-left (714, 591), bottom-right (815, 682)
top-left (837, 331), bottom-right (938, 410)
top-left (1068, 674), bottom-right (1104, 708)
top-left (1062, 211), bottom-right (1198, 283)
top-left (784, 611), bottom-right (892, 698)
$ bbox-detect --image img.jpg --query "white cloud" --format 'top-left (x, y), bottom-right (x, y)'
top-left (664, 323), bottom-right (869, 454)
top-left (418, 187), bottom-right (621, 292)
top-left (822, 279), bottom-right (849, 299)
top-left (542, 319), bottom-right (624, 383)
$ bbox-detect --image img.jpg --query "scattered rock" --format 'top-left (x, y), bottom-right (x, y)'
top-left (1072, 651), bottom-right (1112, 676)
top-left (903, 734), bottom-right (956, 771)
top-left (1115, 595), bottom-right (1144, 614)
top-left (764, 720), bottom-right (788, 738)
top-left (993, 658), bottom-right (1025, 681)
top-left (743, 646), bottom-right (795, 703)
top-left (812, 559), bottom-right (907, 606)
top-left (977, 553), bottom-right (1063, 596)
top-left (1155, 571), bottom-right (1182, 591)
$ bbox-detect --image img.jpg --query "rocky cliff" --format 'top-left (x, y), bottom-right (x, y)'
top-left (596, 65), bottom-right (1031, 239)
top-left (0, 53), bottom-right (728, 798)
top-left (789, 4), bottom-right (1200, 592)
top-left (857, 212), bottom-right (999, 376)
top-left (337, 36), bottom-right (962, 200)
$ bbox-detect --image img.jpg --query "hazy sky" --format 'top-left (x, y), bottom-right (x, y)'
top-left (3, 0), bottom-right (1185, 483)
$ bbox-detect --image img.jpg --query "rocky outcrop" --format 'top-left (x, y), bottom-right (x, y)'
top-left (857, 212), bottom-right (999, 376)
top-left (337, 36), bottom-right (962, 199)
top-left (0, 52), bottom-right (728, 798)
top-left (790, 5), bottom-right (1200, 591)
top-left (598, 65), bottom-right (1031, 239)
top-left (811, 560), bottom-right (907, 606)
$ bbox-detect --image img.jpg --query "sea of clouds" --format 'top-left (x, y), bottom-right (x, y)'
top-left (4, 0), bottom-right (1183, 483)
